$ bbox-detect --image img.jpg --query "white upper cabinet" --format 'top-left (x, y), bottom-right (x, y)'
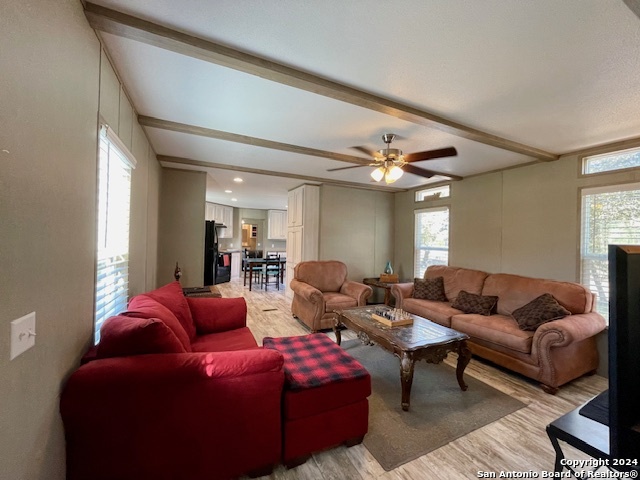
top-left (287, 188), bottom-right (304, 227)
top-left (205, 202), bottom-right (233, 238)
top-left (268, 210), bottom-right (287, 239)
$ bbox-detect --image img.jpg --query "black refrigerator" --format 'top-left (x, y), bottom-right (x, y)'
top-left (204, 220), bottom-right (231, 285)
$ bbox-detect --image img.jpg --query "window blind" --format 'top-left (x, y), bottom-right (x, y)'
top-left (580, 183), bottom-right (640, 322)
top-left (94, 126), bottom-right (135, 343)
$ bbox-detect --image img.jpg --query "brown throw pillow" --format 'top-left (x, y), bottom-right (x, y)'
top-left (512, 293), bottom-right (571, 331)
top-left (451, 290), bottom-right (498, 316)
top-left (413, 277), bottom-right (447, 301)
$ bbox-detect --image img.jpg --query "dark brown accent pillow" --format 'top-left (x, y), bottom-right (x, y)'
top-left (413, 277), bottom-right (447, 301)
top-left (512, 293), bottom-right (571, 331)
top-left (451, 290), bottom-right (498, 316)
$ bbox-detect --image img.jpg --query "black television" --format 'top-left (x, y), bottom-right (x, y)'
top-left (608, 244), bottom-right (640, 460)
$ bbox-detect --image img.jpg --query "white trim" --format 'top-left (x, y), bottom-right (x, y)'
top-left (100, 124), bottom-right (137, 169)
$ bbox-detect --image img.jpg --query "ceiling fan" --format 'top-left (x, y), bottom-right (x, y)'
top-left (328, 133), bottom-right (458, 184)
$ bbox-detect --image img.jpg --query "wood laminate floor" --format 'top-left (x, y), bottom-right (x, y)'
top-left (217, 278), bottom-right (608, 480)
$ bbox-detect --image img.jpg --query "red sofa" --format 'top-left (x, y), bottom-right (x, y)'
top-left (60, 282), bottom-right (285, 480)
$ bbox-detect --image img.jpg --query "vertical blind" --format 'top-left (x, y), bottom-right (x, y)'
top-left (414, 206), bottom-right (449, 278)
top-left (580, 182), bottom-right (640, 322)
top-left (94, 126), bottom-right (136, 343)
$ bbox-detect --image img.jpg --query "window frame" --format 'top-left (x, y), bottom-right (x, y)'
top-left (415, 184), bottom-right (451, 202)
top-left (579, 180), bottom-right (640, 323)
top-left (414, 206), bottom-right (450, 278)
top-left (578, 144), bottom-right (640, 178)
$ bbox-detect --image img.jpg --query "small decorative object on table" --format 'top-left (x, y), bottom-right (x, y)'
top-left (379, 273), bottom-right (399, 283)
top-left (174, 262), bottom-right (182, 281)
top-left (384, 261), bottom-right (394, 275)
top-left (371, 306), bottom-right (413, 327)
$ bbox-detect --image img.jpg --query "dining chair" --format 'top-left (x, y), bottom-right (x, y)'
top-left (260, 254), bottom-right (281, 290)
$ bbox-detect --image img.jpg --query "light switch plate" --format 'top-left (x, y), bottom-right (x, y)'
top-left (10, 312), bottom-right (36, 360)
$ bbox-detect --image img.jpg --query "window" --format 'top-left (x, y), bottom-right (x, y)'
top-left (94, 126), bottom-right (136, 343)
top-left (415, 185), bottom-right (450, 201)
top-left (414, 207), bottom-right (449, 278)
top-left (582, 146), bottom-right (640, 175)
top-left (580, 182), bottom-right (640, 321)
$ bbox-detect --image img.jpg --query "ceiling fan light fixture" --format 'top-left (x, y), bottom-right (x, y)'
top-left (371, 166), bottom-right (385, 182)
top-left (386, 165), bottom-right (404, 183)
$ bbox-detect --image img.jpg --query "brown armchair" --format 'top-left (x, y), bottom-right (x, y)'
top-left (290, 260), bottom-right (372, 331)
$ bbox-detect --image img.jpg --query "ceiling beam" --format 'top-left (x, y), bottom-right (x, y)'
top-left (139, 116), bottom-right (371, 166)
top-left (141, 116), bottom-right (463, 181)
top-left (158, 155), bottom-right (409, 193)
top-left (624, 0), bottom-right (640, 20)
top-left (85, 2), bottom-right (558, 162)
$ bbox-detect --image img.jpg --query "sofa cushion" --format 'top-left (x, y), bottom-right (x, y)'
top-left (97, 315), bottom-right (187, 358)
top-left (451, 314), bottom-right (534, 354)
top-left (323, 292), bottom-right (358, 311)
top-left (142, 281), bottom-right (197, 340)
top-left (402, 298), bottom-right (461, 327)
top-left (187, 297), bottom-right (247, 334)
top-left (126, 295), bottom-right (192, 351)
top-left (512, 293), bottom-right (571, 331)
top-left (426, 265), bottom-right (489, 302)
top-left (191, 327), bottom-right (259, 352)
top-left (481, 273), bottom-right (593, 316)
top-left (451, 290), bottom-right (498, 316)
top-left (413, 277), bottom-right (447, 301)
top-left (294, 260), bottom-right (348, 292)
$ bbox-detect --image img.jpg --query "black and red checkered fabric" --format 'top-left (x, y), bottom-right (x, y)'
top-left (263, 333), bottom-right (369, 391)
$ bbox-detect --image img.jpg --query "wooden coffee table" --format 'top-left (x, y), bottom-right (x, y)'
top-left (334, 305), bottom-right (471, 411)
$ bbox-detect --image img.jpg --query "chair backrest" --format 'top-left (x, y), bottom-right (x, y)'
top-left (294, 261), bottom-right (348, 292)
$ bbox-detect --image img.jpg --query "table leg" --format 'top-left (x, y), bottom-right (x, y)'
top-left (333, 321), bottom-right (342, 346)
top-left (400, 351), bottom-right (415, 411)
top-left (383, 289), bottom-right (391, 306)
top-left (546, 426), bottom-right (566, 475)
top-left (456, 340), bottom-right (471, 391)
top-left (249, 267), bottom-right (253, 291)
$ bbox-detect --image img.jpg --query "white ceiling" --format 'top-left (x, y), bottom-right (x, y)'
top-left (90, 0), bottom-right (640, 209)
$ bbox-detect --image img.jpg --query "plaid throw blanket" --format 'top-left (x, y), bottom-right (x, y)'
top-left (263, 333), bottom-right (369, 390)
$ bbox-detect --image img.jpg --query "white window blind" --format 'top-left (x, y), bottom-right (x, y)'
top-left (414, 206), bottom-right (449, 278)
top-left (580, 182), bottom-right (640, 322)
top-left (94, 126), bottom-right (136, 343)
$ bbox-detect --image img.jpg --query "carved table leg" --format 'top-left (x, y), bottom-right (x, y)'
top-left (333, 321), bottom-right (342, 346)
top-left (400, 351), bottom-right (416, 411)
top-left (456, 340), bottom-right (471, 391)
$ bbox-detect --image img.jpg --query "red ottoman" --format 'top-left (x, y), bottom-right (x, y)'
top-left (263, 333), bottom-right (371, 467)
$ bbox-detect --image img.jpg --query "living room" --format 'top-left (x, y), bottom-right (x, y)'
top-left (2, 1), bottom-right (640, 479)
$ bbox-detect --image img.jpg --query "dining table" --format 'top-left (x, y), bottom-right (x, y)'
top-left (242, 256), bottom-right (287, 291)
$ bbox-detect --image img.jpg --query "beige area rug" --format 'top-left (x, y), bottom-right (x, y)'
top-left (341, 339), bottom-right (526, 471)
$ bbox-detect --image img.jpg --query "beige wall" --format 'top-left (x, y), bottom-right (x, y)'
top-left (0, 2), bottom-right (162, 478)
top-left (319, 185), bottom-right (394, 286)
top-left (157, 169), bottom-right (207, 288)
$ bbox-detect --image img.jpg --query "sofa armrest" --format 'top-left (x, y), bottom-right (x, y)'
top-left (390, 282), bottom-right (414, 309)
top-left (340, 281), bottom-right (373, 305)
top-left (187, 296), bottom-right (247, 333)
top-left (533, 312), bottom-right (607, 349)
top-left (61, 349), bottom-right (284, 480)
top-left (290, 279), bottom-right (323, 304)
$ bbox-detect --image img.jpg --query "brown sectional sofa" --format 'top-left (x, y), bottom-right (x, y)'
top-left (391, 265), bottom-right (607, 393)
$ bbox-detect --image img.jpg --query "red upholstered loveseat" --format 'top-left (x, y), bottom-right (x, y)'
top-left (60, 282), bottom-right (285, 480)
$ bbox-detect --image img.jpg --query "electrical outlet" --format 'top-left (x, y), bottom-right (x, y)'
top-left (10, 312), bottom-right (36, 360)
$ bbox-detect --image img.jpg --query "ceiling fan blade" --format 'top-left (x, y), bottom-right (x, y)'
top-left (350, 146), bottom-right (382, 158)
top-left (402, 164), bottom-right (463, 181)
top-left (404, 147), bottom-right (458, 163)
top-left (327, 164), bottom-right (367, 172)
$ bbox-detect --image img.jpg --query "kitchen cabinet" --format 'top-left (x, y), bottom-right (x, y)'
top-left (287, 188), bottom-right (304, 227)
top-left (231, 251), bottom-right (241, 279)
top-left (286, 185), bottom-right (319, 298)
top-left (205, 202), bottom-right (234, 238)
top-left (268, 210), bottom-right (287, 239)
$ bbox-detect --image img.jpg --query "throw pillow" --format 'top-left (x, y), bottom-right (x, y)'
top-left (451, 290), bottom-right (498, 316)
top-left (97, 316), bottom-right (187, 359)
top-left (512, 293), bottom-right (571, 331)
top-left (413, 277), bottom-right (447, 301)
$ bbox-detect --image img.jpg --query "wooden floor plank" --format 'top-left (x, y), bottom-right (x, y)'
top-left (221, 278), bottom-right (608, 480)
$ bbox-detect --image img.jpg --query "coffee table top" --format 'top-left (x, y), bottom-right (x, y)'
top-left (336, 305), bottom-right (468, 351)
